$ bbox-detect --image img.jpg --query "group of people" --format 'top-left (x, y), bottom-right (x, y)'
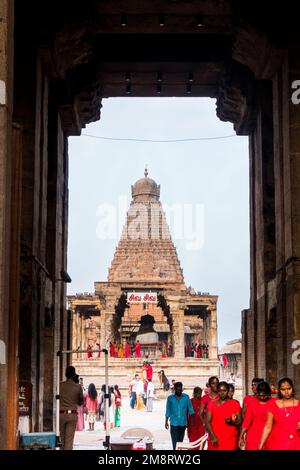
top-left (165, 375), bottom-right (300, 450)
top-left (109, 339), bottom-right (172, 359)
top-left (109, 340), bottom-right (142, 358)
top-left (59, 364), bottom-right (300, 451)
top-left (86, 342), bottom-right (101, 358)
top-left (128, 361), bottom-right (155, 412)
top-left (184, 342), bottom-right (209, 358)
top-left (59, 365), bottom-right (122, 450)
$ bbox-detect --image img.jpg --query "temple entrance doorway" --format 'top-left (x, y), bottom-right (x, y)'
top-left (68, 97), bottom-right (249, 393)
top-left (110, 291), bottom-right (173, 360)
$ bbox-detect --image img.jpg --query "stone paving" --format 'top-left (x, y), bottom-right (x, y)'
top-left (73, 396), bottom-right (172, 450)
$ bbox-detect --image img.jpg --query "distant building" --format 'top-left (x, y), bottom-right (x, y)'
top-left (218, 338), bottom-right (242, 379)
top-left (68, 171), bottom-right (219, 387)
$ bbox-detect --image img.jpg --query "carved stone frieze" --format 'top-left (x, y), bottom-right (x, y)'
top-left (58, 81), bottom-right (102, 136)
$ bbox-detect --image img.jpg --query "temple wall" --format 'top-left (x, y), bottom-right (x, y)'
top-left (242, 48), bottom-right (300, 393)
top-left (0, 0), bottom-right (14, 449)
top-left (123, 303), bottom-right (165, 322)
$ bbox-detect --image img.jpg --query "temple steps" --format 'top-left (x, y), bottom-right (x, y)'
top-left (72, 358), bottom-right (219, 390)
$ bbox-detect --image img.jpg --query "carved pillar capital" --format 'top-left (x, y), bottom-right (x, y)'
top-left (216, 61), bottom-right (256, 135)
top-left (57, 81), bottom-right (103, 136)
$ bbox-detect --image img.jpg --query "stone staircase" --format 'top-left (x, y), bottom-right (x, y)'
top-left (72, 357), bottom-right (219, 392)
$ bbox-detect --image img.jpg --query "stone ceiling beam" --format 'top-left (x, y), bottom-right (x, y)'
top-left (91, 0), bottom-right (234, 16)
top-left (232, 22), bottom-right (284, 80)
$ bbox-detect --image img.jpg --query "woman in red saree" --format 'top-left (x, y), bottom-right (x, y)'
top-left (109, 341), bottom-right (114, 357)
top-left (242, 377), bottom-right (264, 419)
top-left (199, 376), bottom-right (219, 426)
top-left (206, 381), bottom-right (241, 450)
top-left (259, 377), bottom-right (300, 450)
top-left (239, 381), bottom-right (272, 450)
top-left (134, 340), bottom-right (141, 358)
top-left (187, 387), bottom-right (205, 448)
top-left (125, 341), bottom-right (131, 358)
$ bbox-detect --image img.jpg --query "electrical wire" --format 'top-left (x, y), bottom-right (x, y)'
top-left (81, 133), bottom-right (237, 143)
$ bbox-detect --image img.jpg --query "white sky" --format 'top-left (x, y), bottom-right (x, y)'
top-left (68, 97), bottom-right (249, 347)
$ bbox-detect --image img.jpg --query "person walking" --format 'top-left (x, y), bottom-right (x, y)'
top-left (113, 385), bottom-right (122, 427)
top-left (129, 374), bottom-right (139, 409)
top-left (136, 377), bottom-right (144, 410)
top-left (158, 370), bottom-right (170, 391)
top-left (187, 387), bottom-right (205, 447)
top-left (141, 362), bottom-right (148, 383)
top-left (242, 377), bottom-right (264, 419)
top-left (146, 379), bottom-right (155, 412)
top-left (108, 386), bottom-right (115, 429)
top-left (84, 383), bottom-right (99, 431)
top-left (199, 376), bottom-right (219, 426)
top-left (258, 377), bottom-right (300, 450)
top-left (206, 381), bottom-right (241, 450)
top-left (99, 385), bottom-right (114, 430)
top-left (73, 374), bottom-right (85, 431)
top-left (79, 377), bottom-right (86, 392)
top-left (239, 381), bottom-right (272, 450)
top-left (145, 361), bottom-right (153, 380)
top-left (60, 365), bottom-right (83, 450)
top-left (165, 382), bottom-right (194, 450)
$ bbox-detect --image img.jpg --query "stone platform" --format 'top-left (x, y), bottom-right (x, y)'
top-left (72, 357), bottom-right (220, 391)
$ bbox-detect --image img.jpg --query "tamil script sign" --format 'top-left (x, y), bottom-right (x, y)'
top-left (19, 381), bottom-right (32, 416)
top-left (127, 292), bottom-right (157, 303)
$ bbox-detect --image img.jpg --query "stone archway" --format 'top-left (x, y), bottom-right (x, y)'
top-left (1, 0), bottom-right (300, 448)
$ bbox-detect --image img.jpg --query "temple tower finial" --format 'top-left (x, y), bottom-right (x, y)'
top-left (144, 165), bottom-right (148, 178)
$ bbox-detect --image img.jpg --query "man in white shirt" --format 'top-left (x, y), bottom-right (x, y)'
top-left (129, 374), bottom-right (139, 409)
top-left (146, 379), bottom-right (155, 412)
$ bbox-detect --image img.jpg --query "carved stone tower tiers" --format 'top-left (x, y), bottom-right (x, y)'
top-left (108, 170), bottom-right (184, 285)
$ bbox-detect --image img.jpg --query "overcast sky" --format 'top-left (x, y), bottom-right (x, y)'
top-left (68, 97), bottom-right (249, 347)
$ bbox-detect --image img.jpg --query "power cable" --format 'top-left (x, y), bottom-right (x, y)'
top-left (81, 133), bottom-right (237, 143)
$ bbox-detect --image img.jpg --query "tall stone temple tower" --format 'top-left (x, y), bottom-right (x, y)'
top-left (68, 171), bottom-right (219, 388)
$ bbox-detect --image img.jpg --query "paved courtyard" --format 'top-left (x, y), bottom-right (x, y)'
top-left (73, 386), bottom-right (243, 450)
top-left (74, 396), bottom-right (173, 450)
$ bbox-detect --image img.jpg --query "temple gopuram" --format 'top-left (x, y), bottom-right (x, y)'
top-left (68, 171), bottom-right (219, 388)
